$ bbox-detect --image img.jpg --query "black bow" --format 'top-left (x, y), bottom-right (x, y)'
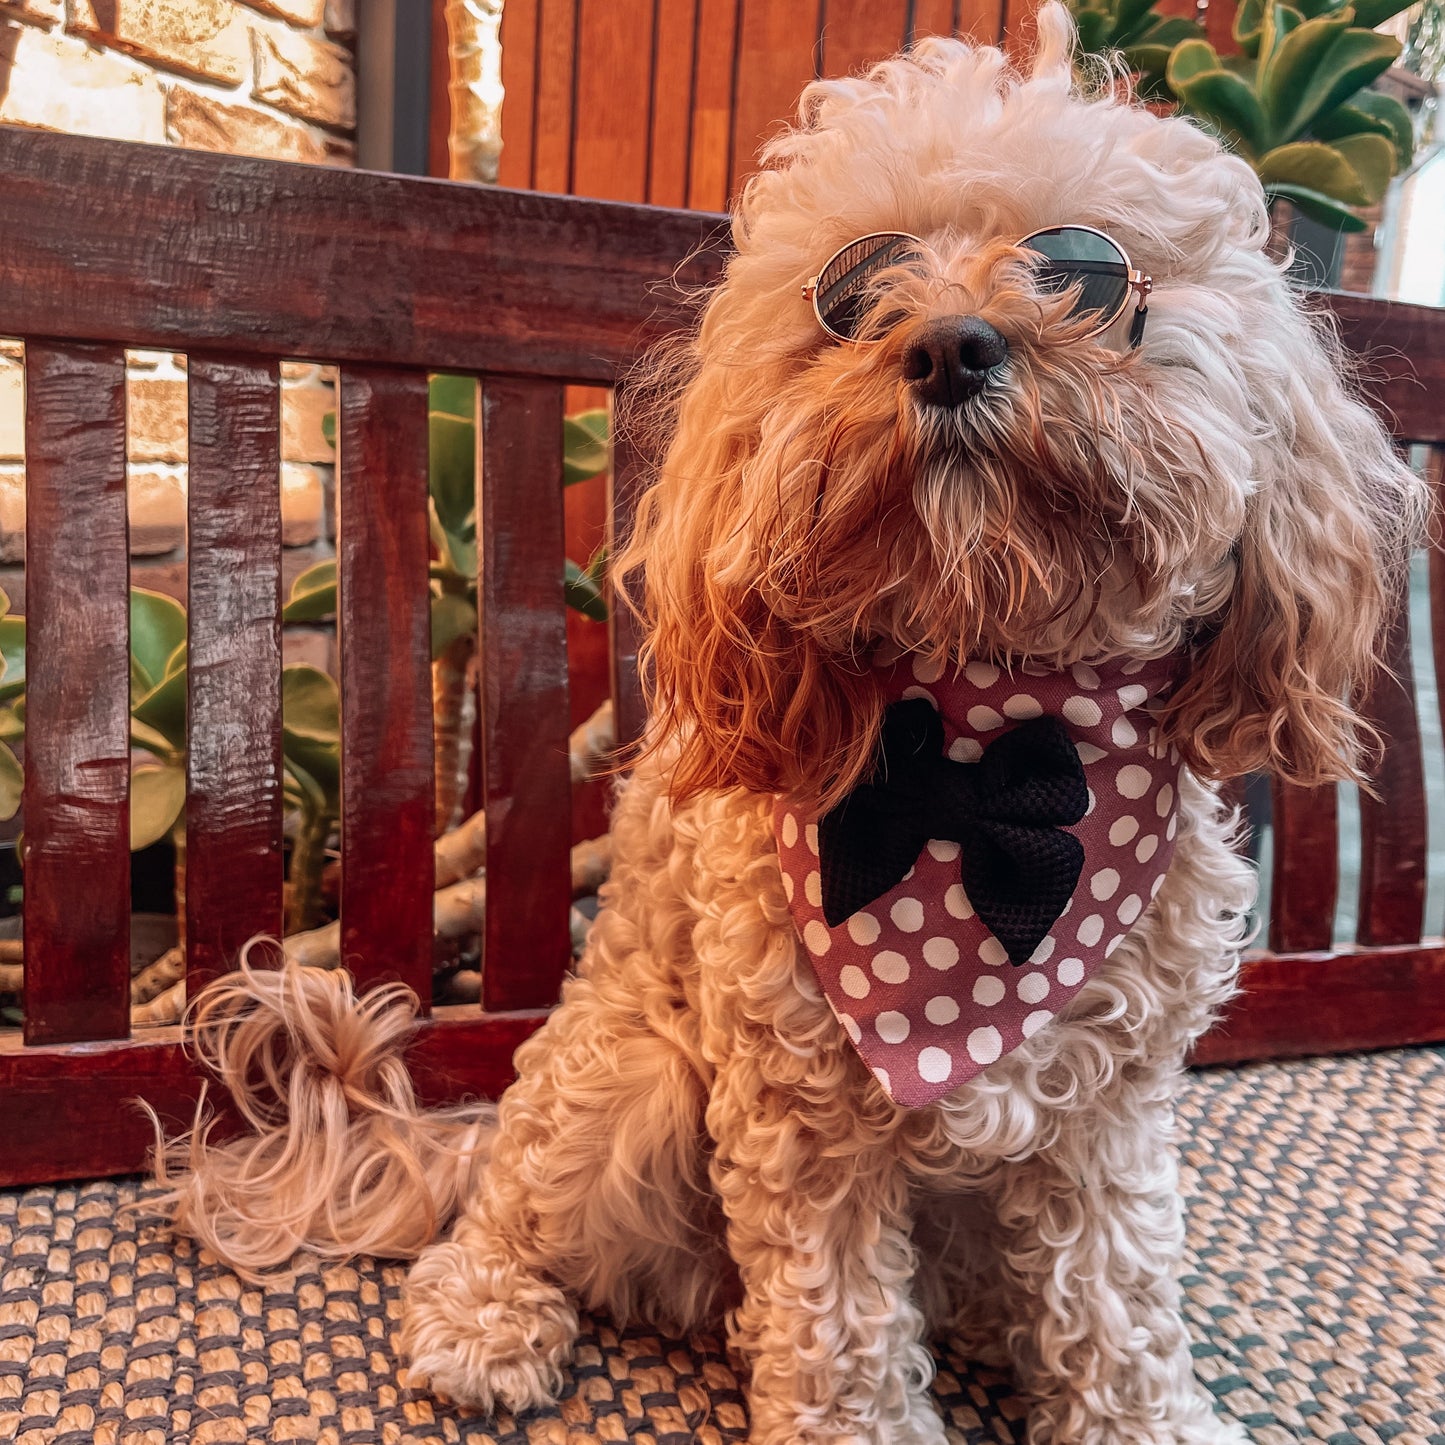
top-left (819, 700), bottom-right (1088, 964)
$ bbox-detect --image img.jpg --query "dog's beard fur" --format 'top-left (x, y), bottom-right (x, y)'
top-left (156, 9), bottom-right (1430, 1442)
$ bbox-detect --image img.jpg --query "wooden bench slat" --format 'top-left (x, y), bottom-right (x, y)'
top-left (608, 392), bottom-right (649, 752)
top-left (0, 126), bottom-right (724, 383)
top-left (22, 342), bottom-right (131, 1045)
top-left (480, 377), bottom-right (573, 1012)
top-left (186, 356), bottom-right (285, 988)
top-left (0, 1006), bottom-right (550, 1187)
top-left (1267, 781), bottom-right (1338, 953)
top-left (339, 367), bottom-right (436, 1000)
top-left (1193, 944), bottom-right (1445, 1065)
top-left (1356, 577), bottom-right (1427, 947)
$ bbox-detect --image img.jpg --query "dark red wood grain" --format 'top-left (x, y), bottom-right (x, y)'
top-left (0, 126), bottom-right (724, 384)
top-left (0, 1007), bottom-right (550, 1188)
top-left (22, 343), bottom-right (132, 1046)
top-left (1193, 944), bottom-right (1445, 1066)
top-left (1267, 781), bottom-right (1338, 953)
top-left (1355, 578), bottom-right (1427, 947)
top-left (608, 392), bottom-right (651, 752)
top-left (1429, 447), bottom-right (1445, 938)
top-left (1320, 292), bottom-right (1445, 446)
top-left (339, 368), bottom-right (436, 999)
top-left (479, 378), bottom-right (574, 1012)
top-left (186, 356), bottom-right (285, 988)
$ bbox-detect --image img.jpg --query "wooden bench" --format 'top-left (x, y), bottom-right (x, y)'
top-left (0, 126), bottom-right (1441, 1186)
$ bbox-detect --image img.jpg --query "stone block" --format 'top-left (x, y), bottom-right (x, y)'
top-left (0, 365), bottom-right (22, 464)
top-left (128, 470), bottom-right (187, 556)
top-left (127, 377), bottom-right (188, 465)
top-left (168, 84), bottom-right (331, 165)
top-left (0, 21), bottom-right (166, 143)
top-left (282, 379), bottom-right (335, 462)
top-left (67, 0), bottom-right (249, 87)
top-left (0, 0), bottom-right (62, 26)
top-left (250, 13), bottom-right (354, 129)
top-left (238, 0), bottom-right (324, 26)
top-left (281, 462), bottom-right (324, 546)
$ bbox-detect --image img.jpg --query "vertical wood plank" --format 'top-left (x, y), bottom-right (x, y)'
top-left (480, 377), bottom-right (573, 1012)
top-left (498, 0), bottom-right (541, 188)
top-left (729, 0), bottom-right (823, 197)
top-left (608, 390), bottom-right (650, 751)
top-left (687, 0), bottom-right (742, 210)
top-left (912, 0), bottom-right (959, 39)
top-left (338, 367), bottom-right (436, 999)
top-left (1356, 577), bottom-right (1427, 947)
top-left (1427, 446), bottom-right (1445, 936)
top-left (649, 0), bottom-right (699, 207)
top-left (429, 0), bottom-right (453, 177)
top-left (820, 0), bottom-right (909, 76)
top-left (573, 0), bottom-right (656, 202)
top-left (1267, 781), bottom-right (1338, 953)
top-left (533, 0), bottom-right (579, 191)
top-left (22, 342), bottom-right (131, 1045)
top-left (1002, 0), bottom-right (1040, 55)
top-left (186, 356), bottom-right (284, 989)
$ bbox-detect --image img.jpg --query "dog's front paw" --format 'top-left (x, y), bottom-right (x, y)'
top-left (400, 1238), bottom-right (579, 1413)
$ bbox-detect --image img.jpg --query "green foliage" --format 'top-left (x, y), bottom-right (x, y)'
top-left (1070, 0), bottom-right (1418, 227)
top-left (289, 378), bottom-right (615, 649)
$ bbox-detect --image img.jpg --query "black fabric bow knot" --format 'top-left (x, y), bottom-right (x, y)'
top-left (818, 700), bottom-right (1089, 964)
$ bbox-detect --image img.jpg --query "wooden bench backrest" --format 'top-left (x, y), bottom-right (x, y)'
top-left (0, 125), bottom-right (1441, 1181)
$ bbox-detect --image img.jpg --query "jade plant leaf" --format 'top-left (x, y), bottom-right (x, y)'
top-left (430, 410), bottom-right (478, 541)
top-left (1313, 90), bottom-right (1415, 170)
top-left (1263, 21), bottom-right (1401, 143)
top-left (1167, 43), bottom-right (1271, 156)
top-left (563, 409), bottom-right (610, 486)
top-left (0, 617), bottom-right (23, 702)
top-left (281, 665), bottom-right (341, 809)
top-left (132, 663), bottom-right (188, 752)
top-left (130, 588), bottom-right (187, 697)
top-left (283, 559), bottom-right (338, 622)
top-left (0, 740), bottom-right (20, 822)
top-left (430, 592), bottom-right (477, 660)
top-left (131, 762), bottom-right (186, 850)
top-left (1264, 181), bottom-right (1370, 229)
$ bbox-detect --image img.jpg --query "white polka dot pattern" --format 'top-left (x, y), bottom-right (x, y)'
top-left (774, 654), bottom-right (1180, 1108)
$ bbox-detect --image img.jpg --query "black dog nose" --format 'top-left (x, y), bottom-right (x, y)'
top-left (902, 316), bottom-right (1009, 407)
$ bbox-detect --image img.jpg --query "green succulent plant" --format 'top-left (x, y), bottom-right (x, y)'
top-left (1072, 0), bottom-right (1419, 230)
top-left (1066, 0), bottom-right (1205, 95)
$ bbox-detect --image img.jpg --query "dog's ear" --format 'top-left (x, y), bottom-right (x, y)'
top-left (617, 352), bottom-right (883, 811)
top-left (1160, 290), bottom-right (1425, 787)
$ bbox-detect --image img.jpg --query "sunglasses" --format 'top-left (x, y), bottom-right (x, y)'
top-left (802, 224), bottom-right (1152, 349)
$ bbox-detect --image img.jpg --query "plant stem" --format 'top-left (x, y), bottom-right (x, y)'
top-left (433, 632), bottom-right (476, 835)
top-left (286, 805), bottom-right (333, 935)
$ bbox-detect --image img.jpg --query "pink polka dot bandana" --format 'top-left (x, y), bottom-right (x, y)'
top-left (774, 655), bottom-right (1182, 1107)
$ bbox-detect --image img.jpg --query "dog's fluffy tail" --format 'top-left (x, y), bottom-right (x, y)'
top-left (150, 955), bottom-right (493, 1277)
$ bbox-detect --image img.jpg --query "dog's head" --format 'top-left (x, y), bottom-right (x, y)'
top-left (622, 3), bottom-right (1425, 811)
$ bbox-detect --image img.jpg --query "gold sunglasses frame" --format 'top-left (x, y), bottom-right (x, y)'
top-left (802, 224), bottom-right (1153, 345)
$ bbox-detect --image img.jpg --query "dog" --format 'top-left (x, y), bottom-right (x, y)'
top-left (159, 8), bottom-right (1426, 1442)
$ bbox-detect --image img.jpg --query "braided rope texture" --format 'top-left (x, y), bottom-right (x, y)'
top-left (1, 1048), bottom-right (1441, 1444)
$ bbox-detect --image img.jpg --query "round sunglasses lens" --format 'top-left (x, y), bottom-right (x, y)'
top-left (1021, 228), bottom-right (1130, 329)
top-left (814, 233), bottom-right (918, 339)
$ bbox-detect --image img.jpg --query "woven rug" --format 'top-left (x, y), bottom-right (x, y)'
top-left (2, 1048), bottom-right (1442, 1445)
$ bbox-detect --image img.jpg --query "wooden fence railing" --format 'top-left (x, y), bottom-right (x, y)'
top-left (0, 125), bottom-right (1441, 1183)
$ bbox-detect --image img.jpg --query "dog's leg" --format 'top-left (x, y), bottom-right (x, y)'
top-left (988, 1086), bottom-right (1242, 1445)
top-left (401, 769), bottom-right (729, 1413)
top-left (707, 1062), bottom-right (945, 1445)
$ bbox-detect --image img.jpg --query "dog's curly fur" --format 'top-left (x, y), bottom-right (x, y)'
top-left (159, 10), bottom-right (1427, 1443)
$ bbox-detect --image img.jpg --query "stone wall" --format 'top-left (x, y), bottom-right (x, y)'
top-left (0, 0), bottom-right (356, 646)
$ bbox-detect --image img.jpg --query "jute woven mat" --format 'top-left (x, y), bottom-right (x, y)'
top-left (2, 1048), bottom-right (1442, 1444)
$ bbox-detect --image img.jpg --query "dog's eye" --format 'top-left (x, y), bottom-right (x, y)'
top-left (811, 233), bottom-right (921, 341)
